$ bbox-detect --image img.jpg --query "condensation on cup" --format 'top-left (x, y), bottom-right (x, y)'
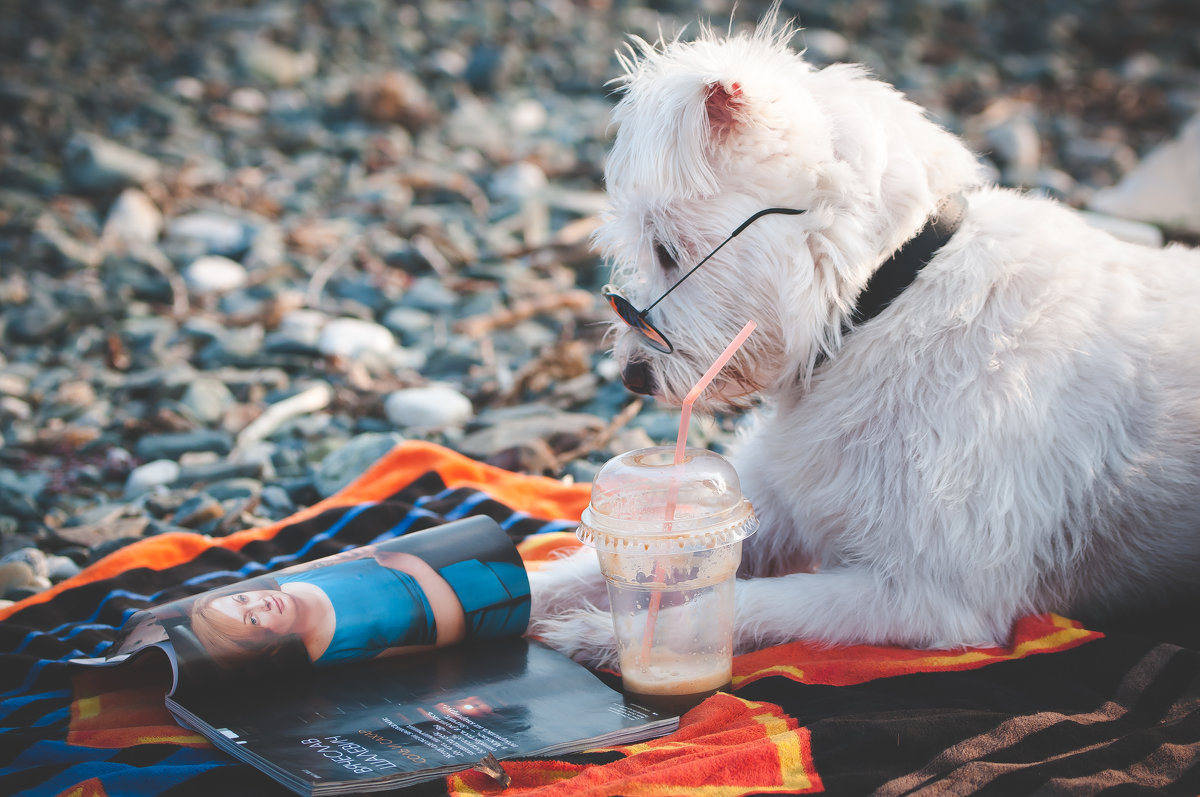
top-left (576, 446), bottom-right (759, 714)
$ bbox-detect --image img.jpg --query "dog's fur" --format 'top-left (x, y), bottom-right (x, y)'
top-left (529, 14), bottom-right (1200, 667)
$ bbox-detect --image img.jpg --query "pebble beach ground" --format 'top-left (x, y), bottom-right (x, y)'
top-left (1, 0), bottom-right (1198, 605)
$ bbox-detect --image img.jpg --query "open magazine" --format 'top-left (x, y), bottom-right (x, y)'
top-left (76, 516), bottom-right (678, 795)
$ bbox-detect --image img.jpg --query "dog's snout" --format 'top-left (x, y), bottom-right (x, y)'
top-left (621, 360), bottom-right (657, 395)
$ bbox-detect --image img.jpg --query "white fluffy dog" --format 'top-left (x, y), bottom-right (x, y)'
top-left (528, 14), bottom-right (1200, 667)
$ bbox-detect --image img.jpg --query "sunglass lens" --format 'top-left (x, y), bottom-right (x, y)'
top-left (605, 291), bottom-right (640, 326)
top-left (603, 291), bottom-right (674, 354)
top-left (636, 320), bottom-right (673, 353)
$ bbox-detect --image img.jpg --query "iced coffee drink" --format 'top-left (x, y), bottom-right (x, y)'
top-left (576, 446), bottom-right (758, 714)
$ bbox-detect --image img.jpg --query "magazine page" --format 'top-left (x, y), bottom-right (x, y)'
top-left (165, 636), bottom-right (679, 795)
top-left (69, 612), bottom-right (182, 691)
top-left (80, 515), bottom-right (530, 697)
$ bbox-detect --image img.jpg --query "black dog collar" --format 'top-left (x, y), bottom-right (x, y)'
top-left (851, 192), bottom-right (967, 326)
top-left (812, 193), bottom-right (967, 370)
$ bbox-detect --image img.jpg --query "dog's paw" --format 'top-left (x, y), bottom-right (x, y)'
top-left (527, 605), bottom-right (620, 670)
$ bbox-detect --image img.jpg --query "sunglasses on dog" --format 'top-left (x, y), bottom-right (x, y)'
top-left (603, 207), bottom-right (807, 353)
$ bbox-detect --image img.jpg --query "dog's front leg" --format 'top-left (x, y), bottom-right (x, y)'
top-left (527, 547), bottom-right (609, 616)
top-left (526, 548), bottom-right (620, 667)
top-left (733, 569), bottom-right (1005, 652)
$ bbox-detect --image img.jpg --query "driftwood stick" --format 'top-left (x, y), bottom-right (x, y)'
top-left (305, 239), bottom-right (357, 307)
top-left (554, 398), bottom-right (644, 469)
top-left (454, 289), bottom-right (595, 338)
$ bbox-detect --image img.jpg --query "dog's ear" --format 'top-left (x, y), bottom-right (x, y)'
top-left (705, 80), bottom-right (743, 140)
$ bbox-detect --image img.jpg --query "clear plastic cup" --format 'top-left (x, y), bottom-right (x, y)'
top-left (576, 446), bottom-right (759, 713)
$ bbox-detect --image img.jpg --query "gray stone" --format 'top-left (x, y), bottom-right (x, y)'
top-left (384, 385), bottom-right (474, 430)
top-left (0, 469), bottom-right (51, 518)
top-left (102, 188), bottom-right (163, 246)
top-left (490, 160), bottom-right (548, 202)
top-left (124, 460), bottom-right (182, 498)
top-left (44, 554), bottom-right (80, 582)
top-left (276, 309), bottom-right (330, 347)
top-left (801, 28), bottom-right (850, 63)
top-left (398, 276), bottom-right (459, 313)
top-left (180, 377), bottom-right (236, 425)
top-left (135, 430), bottom-right (234, 462)
top-left (6, 298), bottom-right (68, 343)
top-left (196, 325), bottom-right (267, 367)
top-left (183, 255), bottom-right (248, 294)
top-left (313, 432), bottom-right (404, 498)
top-left (0, 526), bottom-right (35, 558)
top-left (381, 306), bottom-right (435, 346)
top-left (63, 133), bottom-right (161, 193)
top-left (561, 458), bottom-right (602, 486)
top-left (0, 396), bottom-right (32, 422)
top-left (176, 459), bottom-right (265, 488)
top-left (0, 560), bottom-right (49, 596)
top-left (204, 478), bottom-right (262, 502)
top-left (0, 371), bottom-right (31, 399)
top-left (0, 547), bottom-right (48, 579)
top-left (260, 484), bottom-right (295, 514)
top-left (167, 213), bottom-right (255, 257)
top-left (239, 37), bottom-right (318, 86)
top-left (316, 318), bottom-right (397, 358)
top-left (173, 494), bottom-right (226, 528)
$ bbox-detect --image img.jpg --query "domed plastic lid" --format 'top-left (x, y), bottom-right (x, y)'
top-left (577, 446), bottom-right (759, 554)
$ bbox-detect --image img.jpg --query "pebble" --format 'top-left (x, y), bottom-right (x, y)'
top-left (384, 385), bottom-right (475, 430)
top-left (0, 548), bottom-right (48, 580)
top-left (313, 432), bottom-right (405, 499)
top-left (2, 0), bottom-right (1196, 604)
top-left (183, 255), bottom-right (249, 294)
top-left (6, 298), bottom-right (69, 343)
top-left (277, 309), bottom-right (330, 346)
top-left (46, 554), bottom-right (82, 583)
top-left (240, 37), bottom-right (318, 86)
top-left (0, 470), bottom-right (50, 519)
top-left (316, 318), bottom-right (398, 359)
top-left (173, 494), bottom-right (226, 529)
top-left (167, 213), bottom-right (255, 257)
top-left (62, 133), bottom-right (161, 193)
top-left (491, 161), bottom-right (549, 202)
top-left (0, 561), bottom-right (50, 600)
top-left (102, 188), bottom-right (163, 246)
top-left (124, 460), bottom-right (183, 498)
top-left (175, 461), bottom-right (264, 488)
top-left (180, 377), bottom-right (237, 425)
top-left (134, 430), bottom-right (234, 462)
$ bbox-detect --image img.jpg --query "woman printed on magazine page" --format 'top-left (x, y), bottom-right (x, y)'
top-left (188, 547), bottom-right (469, 666)
top-left (95, 516), bottom-right (533, 690)
top-left (184, 537), bottom-right (530, 669)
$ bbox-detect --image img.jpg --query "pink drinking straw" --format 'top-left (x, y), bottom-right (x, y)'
top-left (638, 319), bottom-right (758, 666)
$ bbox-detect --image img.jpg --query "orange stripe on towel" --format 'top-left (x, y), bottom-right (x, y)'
top-left (732, 613), bottom-right (1101, 688)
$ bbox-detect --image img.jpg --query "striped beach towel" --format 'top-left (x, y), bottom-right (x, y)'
top-left (2, 440), bottom-right (1198, 796)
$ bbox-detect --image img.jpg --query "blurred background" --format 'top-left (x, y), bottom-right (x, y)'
top-left (0, 0), bottom-right (1197, 600)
